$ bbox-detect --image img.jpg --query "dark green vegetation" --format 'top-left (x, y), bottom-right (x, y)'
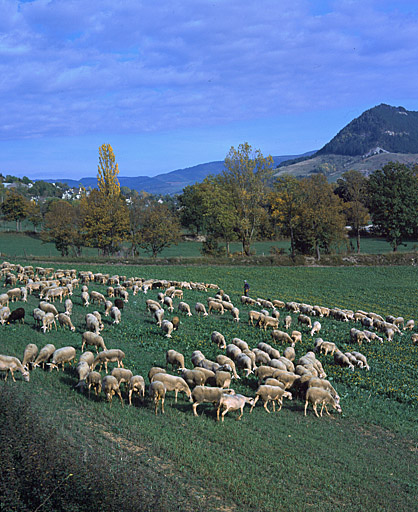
top-left (1, 263), bottom-right (417, 511)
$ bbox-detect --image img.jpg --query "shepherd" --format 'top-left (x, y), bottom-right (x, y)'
top-left (243, 280), bottom-right (250, 297)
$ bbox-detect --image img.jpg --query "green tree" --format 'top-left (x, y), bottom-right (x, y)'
top-left (136, 201), bottom-right (181, 258)
top-left (219, 142), bottom-right (274, 255)
top-left (42, 200), bottom-right (78, 256)
top-left (367, 162), bottom-right (418, 251)
top-left (1, 189), bottom-right (29, 231)
top-left (335, 170), bottom-right (370, 253)
top-left (26, 200), bottom-right (43, 233)
top-left (293, 174), bottom-right (347, 260)
top-left (178, 184), bottom-right (206, 236)
top-left (269, 176), bottom-right (303, 260)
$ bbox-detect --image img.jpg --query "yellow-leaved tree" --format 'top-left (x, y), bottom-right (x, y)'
top-left (80, 144), bottom-right (130, 255)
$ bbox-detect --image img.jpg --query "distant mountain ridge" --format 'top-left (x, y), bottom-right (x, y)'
top-left (276, 104), bottom-right (418, 181)
top-left (43, 152), bottom-right (315, 195)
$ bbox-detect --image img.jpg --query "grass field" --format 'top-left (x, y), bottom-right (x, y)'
top-left (0, 262), bottom-right (417, 511)
top-left (1, 230), bottom-right (418, 260)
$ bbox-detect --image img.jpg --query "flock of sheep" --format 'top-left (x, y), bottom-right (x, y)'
top-left (0, 260), bottom-right (415, 422)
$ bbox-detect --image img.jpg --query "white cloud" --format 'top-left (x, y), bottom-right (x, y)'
top-left (0, 0), bottom-right (417, 140)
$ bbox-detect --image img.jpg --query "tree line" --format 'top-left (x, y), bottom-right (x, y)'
top-left (2, 142), bottom-right (418, 259)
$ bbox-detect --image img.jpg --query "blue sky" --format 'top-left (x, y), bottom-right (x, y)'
top-left (1, 0), bottom-right (418, 179)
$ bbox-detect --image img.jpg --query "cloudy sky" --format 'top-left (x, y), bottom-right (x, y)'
top-left (1, 0), bottom-right (418, 179)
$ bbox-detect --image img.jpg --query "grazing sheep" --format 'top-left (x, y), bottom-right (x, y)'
top-left (271, 370), bottom-right (300, 390)
top-left (304, 387), bottom-right (342, 417)
top-left (104, 300), bottom-right (113, 317)
top-left (41, 312), bottom-right (57, 333)
top-left (216, 355), bottom-right (240, 380)
top-left (264, 378), bottom-right (286, 388)
top-left (271, 330), bottom-right (293, 345)
top-left (192, 366), bottom-right (216, 385)
top-left (166, 349), bottom-right (186, 370)
top-left (22, 343), bottom-right (38, 370)
top-left (154, 308), bottom-right (164, 327)
top-left (92, 349), bottom-right (125, 373)
top-left (394, 317), bottom-right (404, 329)
top-left (0, 293), bottom-right (9, 307)
top-left (48, 346), bottom-right (76, 371)
top-left (411, 333), bottom-right (418, 345)
top-left (216, 393), bottom-right (254, 422)
top-left (81, 331), bottom-right (107, 353)
top-left (248, 310), bottom-right (263, 326)
top-left (284, 315), bottom-right (292, 329)
top-left (404, 319), bottom-right (415, 331)
top-left (91, 290), bottom-right (106, 305)
top-left (259, 315), bottom-right (279, 331)
top-left (179, 368), bottom-right (206, 388)
top-left (148, 366), bottom-right (167, 381)
top-left (351, 351), bottom-right (370, 370)
top-left (128, 375), bottom-right (146, 405)
top-left (254, 365), bottom-right (276, 383)
top-left (235, 353), bottom-right (254, 376)
top-left (283, 346), bottom-right (295, 362)
top-left (85, 313), bottom-right (101, 334)
top-left (75, 361), bottom-right (90, 391)
top-left (231, 307), bottom-right (240, 322)
top-left (310, 321), bottom-right (321, 337)
top-left (110, 306), bottom-right (121, 324)
top-left (150, 373), bottom-right (192, 403)
top-left (208, 301), bottom-right (224, 315)
top-left (215, 370), bottom-right (232, 389)
top-left (232, 337), bottom-right (249, 351)
top-left (64, 299), bottom-right (73, 316)
top-left (0, 355), bottom-right (30, 382)
top-left (191, 350), bottom-right (205, 367)
top-left (102, 375), bottom-right (124, 405)
top-left (314, 339), bottom-right (337, 356)
top-left (250, 385), bottom-right (292, 413)
top-left (161, 319), bottom-right (174, 338)
top-left (8, 307), bottom-right (25, 324)
top-left (163, 296), bottom-right (174, 312)
top-left (79, 351), bottom-right (95, 369)
top-left (111, 368), bottom-right (133, 391)
top-left (191, 386), bottom-right (235, 416)
top-left (81, 291), bottom-right (90, 307)
top-left (252, 348), bottom-right (271, 365)
top-left (57, 313), bottom-right (76, 331)
top-left (33, 344), bottom-right (56, 368)
top-left (7, 288), bottom-right (22, 302)
top-left (291, 330), bottom-right (302, 344)
top-left (39, 301), bottom-right (59, 317)
top-left (334, 350), bottom-right (355, 371)
top-left (194, 302), bottom-right (208, 316)
top-left (86, 371), bottom-right (102, 396)
top-left (149, 381), bottom-right (166, 414)
top-left (298, 314), bottom-right (312, 329)
top-left (178, 301), bottom-right (192, 316)
top-left (268, 359), bottom-right (288, 371)
top-left (114, 298), bottom-right (124, 311)
top-left (226, 344), bottom-right (241, 361)
top-left (211, 331), bottom-right (227, 350)
top-left (303, 377), bottom-right (340, 402)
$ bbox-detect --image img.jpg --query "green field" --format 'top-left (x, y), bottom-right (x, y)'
top-left (1, 263), bottom-right (418, 511)
top-left (1, 230), bottom-right (418, 260)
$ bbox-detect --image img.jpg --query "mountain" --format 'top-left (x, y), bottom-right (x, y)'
top-left (276, 104), bottom-right (418, 181)
top-left (43, 151), bottom-right (315, 195)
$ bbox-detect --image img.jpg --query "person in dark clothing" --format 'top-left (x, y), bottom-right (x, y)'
top-left (243, 280), bottom-right (250, 297)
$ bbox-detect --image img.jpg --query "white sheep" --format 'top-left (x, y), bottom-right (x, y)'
top-left (163, 296), bottom-right (174, 312)
top-left (92, 349), bottom-right (125, 373)
top-left (81, 291), bottom-right (90, 307)
top-left (154, 308), bottom-right (164, 327)
top-left (110, 306), bottom-right (121, 324)
top-left (128, 375), bottom-right (145, 405)
top-left (48, 346), bottom-right (76, 371)
top-left (191, 386), bottom-right (235, 416)
top-left (41, 312), bottom-right (57, 333)
top-left (57, 313), bottom-right (76, 332)
top-left (150, 373), bottom-right (192, 403)
top-left (102, 375), bottom-right (124, 405)
top-left (65, 298), bottom-right (73, 316)
top-left (216, 393), bottom-right (254, 422)
top-left (33, 344), bottom-right (56, 368)
top-left (161, 319), bottom-right (174, 338)
top-left (211, 331), bottom-right (227, 350)
top-left (250, 385), bottom-right (292, 413)
top-left (304, 387), bottom-right (342, 417)
top-left (0, 306), bottom-right (11, 325)
top-left (231, 307), bottom-right (240, 322)
top-left (208, 300), bottom-right (224, 315)
top-left (310, 321), bottom-right (321, 337)
top-left (149, 381), bottom-right (166, 414)
top-left (0, 355), bottom-right (30, 382)
top-left (178, 301), bottom-right (192, 316)
top-left (195, 302), bottom-right (208, 316)
top-left (166, 349), bottom-right (186, 370)
top-left (22, 343), bottom-right (38, 370)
